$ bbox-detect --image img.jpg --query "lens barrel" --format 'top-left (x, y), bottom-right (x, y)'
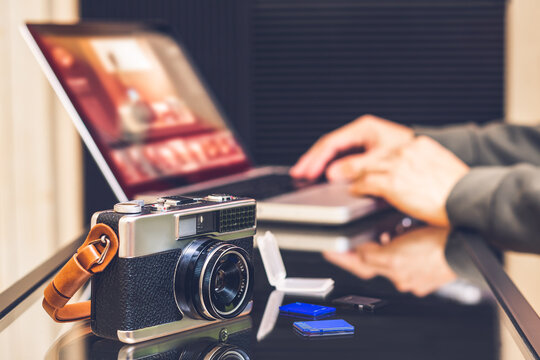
top-left (174, 239), bottom-right (253, 320)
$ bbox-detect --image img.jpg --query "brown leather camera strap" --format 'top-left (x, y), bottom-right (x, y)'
top-left (42, 224), bottom-right (119, 322)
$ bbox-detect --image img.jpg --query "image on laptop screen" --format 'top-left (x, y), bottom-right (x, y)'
top-left (27, 24), bottom-right (250, 197)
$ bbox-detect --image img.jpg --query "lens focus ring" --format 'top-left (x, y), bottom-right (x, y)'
top-left (200, 245), bottom-right (252, 319)
top-left (174, 239), bottom-right (253, 320)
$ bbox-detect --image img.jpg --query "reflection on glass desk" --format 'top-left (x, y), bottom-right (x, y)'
top-left (1, 211), bottom-right (539, 359)
top-left (46, 317), bottom-right (252, 359)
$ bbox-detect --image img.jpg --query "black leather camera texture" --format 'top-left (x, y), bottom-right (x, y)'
top-left (94, 210), bottom-right (121, 234)
top-left (91, 248), bottom-right (183, 339)
top-left (91, 211), bottom-right (254, 339)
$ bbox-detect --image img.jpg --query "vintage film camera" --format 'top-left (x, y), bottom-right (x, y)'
top-left (90, 194), bottom-right (256, 343)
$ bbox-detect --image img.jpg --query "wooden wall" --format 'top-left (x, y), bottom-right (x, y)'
top-left (504, 0), bottom-right (540, 358)
top-left (0, 0), bottom-right (83, 358)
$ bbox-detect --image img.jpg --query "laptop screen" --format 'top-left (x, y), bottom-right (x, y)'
top-left (26, 23), bottom-right (251, 198)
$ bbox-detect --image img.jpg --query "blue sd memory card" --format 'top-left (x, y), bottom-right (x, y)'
top-left (293, 319), bottom-right (354, 337)
top-left (279, 302), bottom-right (336, 318)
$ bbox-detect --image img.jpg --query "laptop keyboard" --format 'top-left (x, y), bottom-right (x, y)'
top-left (186, 174), bottom-right (313, 200)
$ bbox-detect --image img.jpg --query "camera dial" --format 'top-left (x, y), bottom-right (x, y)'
top-left (174, 239), bottom-right (253, 320)
top-left (114, 200), bottom-right (144, 214)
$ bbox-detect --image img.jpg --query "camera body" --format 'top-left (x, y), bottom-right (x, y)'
top-left (90, 195), bottom-right (256, 344)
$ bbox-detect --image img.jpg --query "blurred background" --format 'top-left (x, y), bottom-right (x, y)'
top-left (1, 0), bottom-right (540, 357)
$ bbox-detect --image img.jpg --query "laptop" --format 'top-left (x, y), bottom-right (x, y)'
top-left (256, 211), bottom-right (417, 252)
top-left (22, 22), bottom-right (382, 225)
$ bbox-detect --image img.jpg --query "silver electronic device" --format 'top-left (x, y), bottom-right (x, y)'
top-left (89, 194), bottom-right (256, 343)
top-left (22, 22), bottom-right (382, 225)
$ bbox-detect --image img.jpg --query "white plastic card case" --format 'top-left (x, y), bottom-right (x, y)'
top-left (256, 231), bottom-right (334, 295)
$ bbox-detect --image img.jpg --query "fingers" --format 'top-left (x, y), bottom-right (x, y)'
top-left (349, 170), bottom-right (392, 198)
top-left (290, 119), bottom-right (371, 180)
top-left (357, 242), bottom-right (392, 268)
top-left (289, 144), bottom-right (337, 181)
top-left (325, 148), bottom-right (392, 182)
top-left (322, 250), bottom-right (377, 279)
top-left (356, 243), bottom-right (420, 294)
top-left (290, 134), bottom-right (356, 180)
top-left (291, 116), bottom-right (413, 180)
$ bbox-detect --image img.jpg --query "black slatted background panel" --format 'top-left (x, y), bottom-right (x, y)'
top-left (251, 0), bottom-right (505, 164)
top-left (81, 0), bottom-right (505, 165)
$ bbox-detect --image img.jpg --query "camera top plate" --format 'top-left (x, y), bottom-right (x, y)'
top-left (91, 195), bottom-right (256, 258)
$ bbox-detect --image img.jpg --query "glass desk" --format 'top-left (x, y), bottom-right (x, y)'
top-left (1, 211), bottom-right (539, 359)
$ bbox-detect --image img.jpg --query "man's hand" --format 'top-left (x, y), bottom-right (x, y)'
top-left (290, 114), bottom-right (414, 181)
top-left (323, 227), bottom-right (456, 297)
top-left (350, 136), bottom-right (469, 226)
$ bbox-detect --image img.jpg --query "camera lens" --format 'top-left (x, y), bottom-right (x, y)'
top-left (174, 239), bottom-right (253, 320)
top-left (206, 251), bottom-right (248, 317)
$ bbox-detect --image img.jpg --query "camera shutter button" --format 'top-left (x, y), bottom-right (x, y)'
top-left (114, 201), bottom-right (143, 214)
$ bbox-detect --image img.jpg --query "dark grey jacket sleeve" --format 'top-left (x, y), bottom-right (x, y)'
top-left (415, 122), bottom-right (540, 167)
top-left (446, 164), bottom-right (540, 253)
top-left (414, 122), bottom-right (540, 252)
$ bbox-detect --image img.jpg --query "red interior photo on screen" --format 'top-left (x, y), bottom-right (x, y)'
top-left (30, 25), bottom-right (250, 196)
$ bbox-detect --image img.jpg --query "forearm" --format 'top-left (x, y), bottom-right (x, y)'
top-left (446, 164), bottom-right (540, 253)
top-left (415, 122), bottom-right (540, 167)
